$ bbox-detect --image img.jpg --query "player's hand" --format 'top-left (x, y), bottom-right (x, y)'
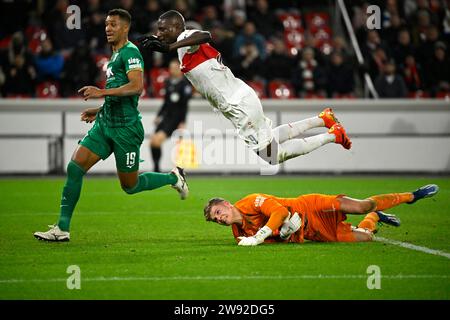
top-left (138, 34), bottom-right (169, 53)
top-left (78, 86), bottom-right (104, 100)
top-left (280, 212), bottom-right (302, 240)
top-left (81, 108), bottom-right (98, 123)
top-left (237, 236), bottom-right (261, 246)
top-left (237, 226), bottom-right (272, 246)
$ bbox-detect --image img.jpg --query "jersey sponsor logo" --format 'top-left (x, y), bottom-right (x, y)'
top-left (128, 63), bottom-right (141, 69)
top-left (128, 58), bottom-right (140, 65)
top-left (106, 67), bottom-right (114, 78)
top-left (254, 195), bottom-right (266, 208)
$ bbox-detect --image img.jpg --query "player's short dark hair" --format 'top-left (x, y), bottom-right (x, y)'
top-left (108, 8), bottom-right (131, 25)
top-left (160, 10), bottom-right (185, 28)
top-left (203, 197), bottom-right (225, 221)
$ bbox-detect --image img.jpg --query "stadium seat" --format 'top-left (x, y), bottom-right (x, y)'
top-left (36, 81), bottom-right (60, 98)
top-left (303, 92), bottom-right (326, 99)
top-left (305, 12), bottom-right (330, 32)
top-left (278, 13), bottom-right (302, 30)
top-left (268, 81), bottom-right (295, 99)
top-left (246, 81), bottom-right (267, 99)
top-left (408, 91), bottom-right (430, 99)
top-left (94, 54), bottom-right (109, 72)
top-left (26, 27), bottom-right (47, 54)
top-left (0, 35), bottom-right (11, 49)
top-left (334, 93), bottom-right (356, 99)
top-left (436, 91), bottom-right (450, 99)
top-left (94, 54), bottom-right (109, 88)
top-left (284, 29), bottom-right (305, 55)
top-left (149, 68), bottom-right (169, 98)
top-left (140, 76), bottom-right (150, 98)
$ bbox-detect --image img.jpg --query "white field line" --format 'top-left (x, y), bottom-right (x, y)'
top-left (0, 274), bottom-right (448, 284)
top-left (374, 236), bottom-right (450, 259)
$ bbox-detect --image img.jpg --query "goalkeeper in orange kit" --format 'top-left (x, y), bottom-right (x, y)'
top-left (203, 184), bottom-right (439, 246)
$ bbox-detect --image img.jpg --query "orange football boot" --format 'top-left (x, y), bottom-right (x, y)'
top-left (329, 123), bottom-right (352, 149)
top-left (319, 107), bottom-right (339, 128)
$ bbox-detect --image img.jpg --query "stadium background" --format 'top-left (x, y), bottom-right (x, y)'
top-left (0, 0), bottom-right (449, 303)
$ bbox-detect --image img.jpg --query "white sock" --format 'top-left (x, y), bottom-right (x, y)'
top-left (277, 133), bottom-right (335, 163)
top-left (272, 116), bottom-right (325, 144)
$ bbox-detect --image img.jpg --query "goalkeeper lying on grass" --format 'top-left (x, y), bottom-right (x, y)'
top-left (203, 184), bottom-right (439, 246)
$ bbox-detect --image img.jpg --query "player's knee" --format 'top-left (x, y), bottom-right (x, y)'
top-left (361, 199), bottom-right (376, 213)
top-left (150, 135), bottom-right (164, 147)
top-left (353, 228), bottom-right (374, 242)
top-left (120, 179), bottom-right (138, 194)
top-left (122, 183), bottom-right (136, 194)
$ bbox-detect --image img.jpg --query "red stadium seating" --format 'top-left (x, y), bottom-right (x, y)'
top-left (149, 68), bottom-right (169, 98)
top-left (334, 93), bottom-right (356, 99)
top-left (26, 27), bottom-right (47, 54)
top-left (284, 29), bottom-right (305, 55)
top-left (303, 92), bottom-right (326, 99)
top-left (408, 91), bottom-right (430, 99)
top-left (278, 13), bottom-right (302, 30)
top-left (436, 91), bottom-right (450, 99)
top-left (94, 54), bottom-right (109, 88)
top-left (36, 81), bottom-right (60, 98)
top-left (305, 12), bottom-right (330, 32)
top-left (268, 81), bottom-right (295, 99)
top-left (0, 35), bottom-right (11, 49)
top-left (246, 81), bottom-right (267, 99)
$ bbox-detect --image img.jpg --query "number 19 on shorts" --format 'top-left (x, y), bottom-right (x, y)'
top-left (126, 152), bottom-right (136, 168)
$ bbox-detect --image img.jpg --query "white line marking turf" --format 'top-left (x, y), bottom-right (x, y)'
top-left (374, 236), bottom-right (450, 259)
top-left (0, 274), bottom-right (448, 284)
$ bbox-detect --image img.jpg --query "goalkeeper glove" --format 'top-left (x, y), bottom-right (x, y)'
top-left (280, 212), bottom-right (301, 240)
top-left (138, 34), bottom-right (170, 52)
top-left (238, 226), bottom-right (272, 246)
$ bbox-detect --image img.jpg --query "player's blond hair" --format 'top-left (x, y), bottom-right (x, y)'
top-left (203, 198), bottom-right (225, 221)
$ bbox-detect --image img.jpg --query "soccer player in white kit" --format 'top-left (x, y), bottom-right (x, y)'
top-left (139, 10), bottom-right (352, 165)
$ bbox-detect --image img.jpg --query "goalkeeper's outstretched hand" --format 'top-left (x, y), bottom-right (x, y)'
top-left (237, 236), bottom-right (262, 246)
top-left (237, 226), bottom-right (272, 246)
top-left (138, 34), bottom-right (170, 53)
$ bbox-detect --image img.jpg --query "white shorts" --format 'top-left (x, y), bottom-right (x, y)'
top-left (232, 88), bottom-right (273, 151)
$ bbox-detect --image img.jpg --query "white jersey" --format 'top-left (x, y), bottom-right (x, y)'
top-left (176, 29), bottom-right (273, 151)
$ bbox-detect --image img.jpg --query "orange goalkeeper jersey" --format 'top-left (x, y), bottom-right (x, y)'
top-left (231, 193), bottom-right (292, 243)
top-left (231, 193), bottom-right (352, 243)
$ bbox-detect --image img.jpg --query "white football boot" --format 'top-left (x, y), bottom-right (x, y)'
top-left (34, 225), bottom-right (70, 242)
top-left (171, 166), bottom-right (189, 200)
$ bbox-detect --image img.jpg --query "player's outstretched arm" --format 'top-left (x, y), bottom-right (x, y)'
top-left (168, 31), bottom-right (212, 51)
top-left (139, 31), bottom-right (211, 53)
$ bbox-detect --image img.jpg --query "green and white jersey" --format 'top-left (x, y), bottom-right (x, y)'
top-left (98, 41), bottom-right (144, 127)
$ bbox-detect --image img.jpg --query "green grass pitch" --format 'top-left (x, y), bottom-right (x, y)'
top-left (0, 176), bottom-right (449, 300)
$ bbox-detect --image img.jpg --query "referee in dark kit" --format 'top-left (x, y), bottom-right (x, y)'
top-left (150, 59), bottom-right (192, 172)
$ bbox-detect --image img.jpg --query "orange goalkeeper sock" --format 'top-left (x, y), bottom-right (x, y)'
top-left (368, 193), bottom-right (414, 211)
top-left (358, 212), bottom-right (379, 232)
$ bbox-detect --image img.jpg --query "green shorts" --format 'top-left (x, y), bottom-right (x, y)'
top-left (79, 119), bottom-right (144, 172)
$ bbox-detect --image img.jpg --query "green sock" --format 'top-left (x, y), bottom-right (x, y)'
top-left (124, 172), bottom-right (177, 194)
top-left (57, 160), bottom-right (86, 232)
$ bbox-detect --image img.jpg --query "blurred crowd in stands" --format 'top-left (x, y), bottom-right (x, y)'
top-left (0, 0), bottom-right (449, 99)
